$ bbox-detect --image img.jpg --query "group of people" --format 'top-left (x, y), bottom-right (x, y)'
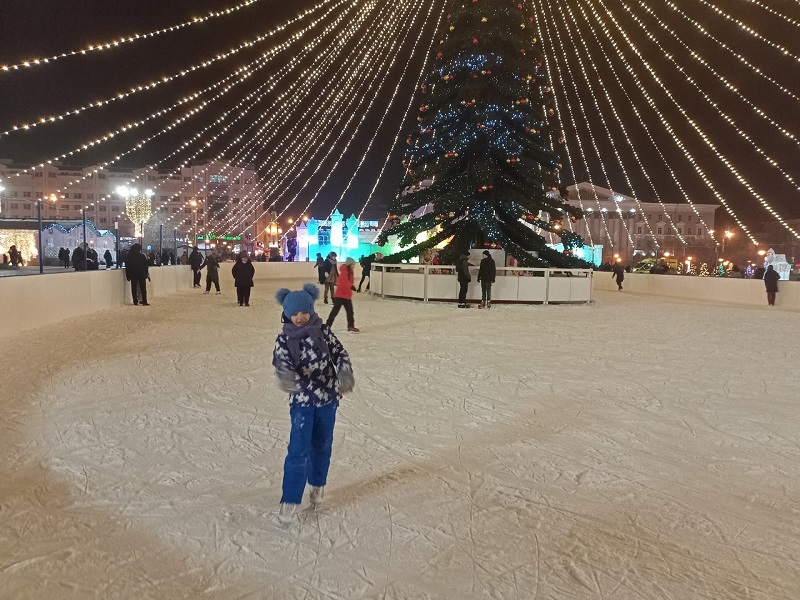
top-left (455, 250), bottom-right (496, 309)
top-left (3, 245), bottom-right (23, 269)
top-left (313, 251), bottom-right (364, 332)
top-left (186, 246), bottom-right (256, 307)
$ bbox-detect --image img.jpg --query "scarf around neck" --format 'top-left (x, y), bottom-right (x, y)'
top-left (282, 313), bottom-right (330, 368)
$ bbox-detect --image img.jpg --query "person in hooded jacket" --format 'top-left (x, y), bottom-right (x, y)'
top-left (326, 257), bottom-right (359, 332)
top-left (201, 252), bottom-right (222, 294)
top-left (272, 283), bottom-right (355, 524)
top-left (764, 264), bottom-right (780, 306)
top-left (72, 245), bottom-right (86, 271)
top-left (125, 243), bottom-right (150, 305)
top-left (232, 251), bottom-right (255, 306)
top-left (189, 246), bottom-right (203, 287)
top-left (455, 251), bottom-right (473, 308)
top-left (323, 252), bottom-right (338, 304)
top-left (103, 249), bottom-right (114, 269)
top-left (477, 250), bottom-right (496, 309)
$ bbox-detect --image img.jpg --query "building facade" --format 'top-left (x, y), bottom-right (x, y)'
top-left (0, 159), bottom-right (261, 242)
top-left (564, 183), bottom-right (719, 264)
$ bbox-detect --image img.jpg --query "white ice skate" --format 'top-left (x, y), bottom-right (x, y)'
top-left (277, 502), bottom-right (298, 524)
top-left (309, 485), bottom-right (325, 506)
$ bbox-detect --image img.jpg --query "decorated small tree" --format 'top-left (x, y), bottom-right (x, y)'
top-left (377, 0), bottom-right (588, 267)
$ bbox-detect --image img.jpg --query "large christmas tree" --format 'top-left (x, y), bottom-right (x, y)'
top-left (377, 0), bottom-right (588, 267)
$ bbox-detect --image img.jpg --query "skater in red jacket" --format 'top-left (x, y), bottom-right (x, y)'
top-left (325, 258), bottom-right (360, 332)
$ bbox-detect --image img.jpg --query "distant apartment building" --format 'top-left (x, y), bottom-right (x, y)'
top-left (0, 159), bottom-right (262, 239)
top-left (563, 183), bottom-right (719, 263)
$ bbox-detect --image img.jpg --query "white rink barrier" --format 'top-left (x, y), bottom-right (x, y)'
top-left (594, 271), bottom-right (800, 311)
top-left (371, 264), bottom-right (594, 305)
top-left (0, 266), bottom-right (193, 340)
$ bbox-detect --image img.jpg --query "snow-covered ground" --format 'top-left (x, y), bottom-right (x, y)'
top-left (1, 277), bottom-right (799, 599)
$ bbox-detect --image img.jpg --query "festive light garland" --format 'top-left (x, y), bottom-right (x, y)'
top-left (572, 0), bottom-right (715, 241)
top-left (586, 0), bottom-right (753, 244)
top-left (209, 0), bottom-right (417, 237)
top-left (1, 0), bottom-right (268, 73)
top-left (239, 0), bottom-right (426, 240)
top-left (551, 0), bottom-right (664, 245)
top-left (0, 0), bottom-right (346, 141)
top-left (617, 1), bottom-right (800, 240)
top-left (537, 3), bottom-right (616, 250)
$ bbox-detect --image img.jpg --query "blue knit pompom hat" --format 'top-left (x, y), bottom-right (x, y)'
top-left (275, 283), bottom-right (319, 318)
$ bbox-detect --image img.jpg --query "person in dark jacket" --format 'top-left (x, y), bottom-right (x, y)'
top-left (103, 249), bottom-right (114, 269)
top-left (455, 251), bottom-right (473, 308)
top-left (753, 265), bottom-right (766, 280)
top-left (189, 246), bottom-right (203, 287)
top-left (477, 250), bottom-right (496, 309)
top-left (323, 252), bottom-right (338, 304)
top-left (764, 264), bottom-right (780, 306)
top-left (86, 246), bottom-right (99, 270)
top-left (72, 245), bottom-right (86, 271)
top-left (314, 253), bottom-right (326, 284)
top-left (357, 254), bottom-right (374, 292)
top-left (201, 253), bottom-right (222, 294)
top-left (125, 243), bottom-right (150, 305)
top-left (232, 251), bottom-right (255, 306)
top-left (612, 261), bottom-right (625, 290)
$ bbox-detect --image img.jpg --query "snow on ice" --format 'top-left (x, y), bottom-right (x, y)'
top-left (1, 275), bottom-right (799, 599)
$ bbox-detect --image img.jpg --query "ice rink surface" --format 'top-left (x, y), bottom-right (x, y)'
top-left (1, 275), bottom-right (799, 599)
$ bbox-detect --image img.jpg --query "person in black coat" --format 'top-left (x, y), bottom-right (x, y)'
top-left (612, 262), bottom-right (625, 290)
top-left (357, 254), bottom-right (374, 292)
top-left (103, 249), bottom-right (114, 269)
top-left (189, 246), bottom-right (203, 287)
top-left (232, 251), bottom-right (255, 306)
top-left (455, 251), bottom-right (473, 308)
top-left (72, 245), bottom-right (86, 271)
top-left (314, 253), bottom-right (326, 284)
top-left (477, 250), bottom-right (496, 309)
top-left (764, 264), bottom-right (780, 306)
top-left (125, 243), bottom-right (150, 305)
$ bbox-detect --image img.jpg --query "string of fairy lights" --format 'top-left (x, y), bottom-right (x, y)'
top-left (198, 0), bottom-right (402, 236)
top-left (550, 0), bottom-right (664, 246)
top-left (0, 0), bottom-right (269, 73)
top-left (616, 1), bottom-right (800, 240)
top-left (2, 0), bottom-right (800, 256)
top-left (205, 0), bottom-right (396, 236)
top-left (588, 0), bottom-right (758, 245)
top-left (224, 0), bottom-right (424, 240)
top-left (567, 0), bottom-right (711, 243)
top-left (540, 0), bottom-right (637, 252)
top-left (0, 0), bottom-right (345, 140)
top-left (156, 3), bottom-right (406, 239)
top-left (537, 3), bottom-right (617, 251)
top-left (133, 0), bottom-right (369, 232)
top-left (318, 0), bottom-right (443, 234)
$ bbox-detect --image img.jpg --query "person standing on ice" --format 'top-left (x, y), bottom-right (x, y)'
top-left (764, 264), bottom-right (780, 306)
top-left (125, 243), bottom-right (150, 306)
top-left (189, 246), bottom-right (203, 288)
top-left (612, 261), bottom-right (625, 291)
top-left (323, 252), bottom-right (338, 304)
top-left (477, 250), bottom-right (496, 309)
top-left (232, 251), bottom-right (255, 306)
top-left (326, 257), bottom-right (360, 332)
top-left (455, 250), bottom-right (473, 308)
top-left (273, 283), bottom-right (355, 524)
top-left (314, 253), bottom-right (326, 284)
top-left (201, 252), bottom-right (222, 294)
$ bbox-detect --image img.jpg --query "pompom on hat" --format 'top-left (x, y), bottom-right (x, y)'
top-left (276, 283), bottom-right (319, 318)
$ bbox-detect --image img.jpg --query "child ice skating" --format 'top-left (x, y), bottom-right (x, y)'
top-left (273, 283), bottom-right (355, 524)
top-left (326, 257), bottom-right (360, 332)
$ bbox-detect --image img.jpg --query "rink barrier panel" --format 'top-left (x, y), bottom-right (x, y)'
top-left (370, 264), bottom-right (594, 305)
top-left (593, 271), bottom-right (800, 310)
top-left (0, 266), bottom-right (193, 340)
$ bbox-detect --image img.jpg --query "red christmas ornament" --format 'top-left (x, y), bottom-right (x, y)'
top-left (473, 38), bottom-right (479, 44)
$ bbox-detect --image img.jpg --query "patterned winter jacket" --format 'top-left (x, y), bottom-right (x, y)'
top-left (272, 316), bottom-right (352, 407)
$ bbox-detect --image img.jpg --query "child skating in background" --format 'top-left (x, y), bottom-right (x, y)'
top-left (273, 283), bottom-right (355, 524)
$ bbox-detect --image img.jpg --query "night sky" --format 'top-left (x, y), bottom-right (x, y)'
top-left (2, 0), bottom-right (800, 238)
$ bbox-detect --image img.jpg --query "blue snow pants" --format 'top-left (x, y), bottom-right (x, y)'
top-left (281, 401), bottom-right (338, 504)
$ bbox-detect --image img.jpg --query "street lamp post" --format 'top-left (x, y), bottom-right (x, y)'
top-left (114, 220), bottom-right (120, 268)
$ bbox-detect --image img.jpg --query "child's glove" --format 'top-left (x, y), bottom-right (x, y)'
top-left (337, 366), bottom-right (355, 393)
top-left (276, 369), bottom-right (297, 392)
top-left (351, 286), bottom-right (357, 292)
